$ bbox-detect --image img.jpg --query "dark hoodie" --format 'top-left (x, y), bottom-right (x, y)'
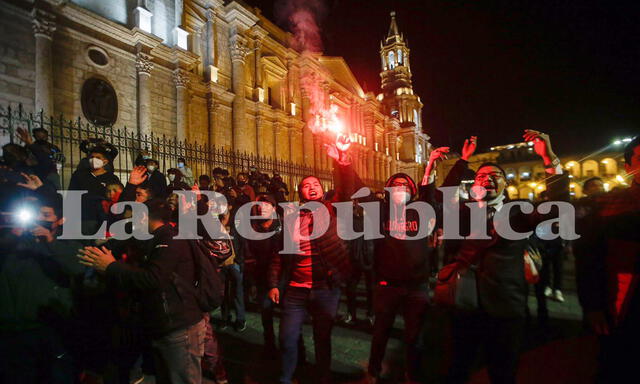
top-left (339, 169), bottom-right (433, 285)
top-left (373, 173), bottom-right (433, 285)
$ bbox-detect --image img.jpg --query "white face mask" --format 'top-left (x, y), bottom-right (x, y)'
top-left (168, 174), bottom-right (176, 182)
top-left (392, 191), bottom-right (411, 204)
top-left (177, 162), bottom-right (184, 168)
top-left (89, 157), bottom-right (104, 170)
top-left (147, 165), bottom-right (156, 172)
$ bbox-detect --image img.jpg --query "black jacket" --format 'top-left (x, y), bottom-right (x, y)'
top-left (342, 169), bottom-right (435, 285)
top-left (246, 219), bottom-right (284, 287)
top-left (431, 159), bottom-right (569, 318)
top-left (105, 224), bottom-right (203, 336)
top-left (0, 233), bottom-right (84, 331)
top-left (68, 169), bottom-right (121, 225)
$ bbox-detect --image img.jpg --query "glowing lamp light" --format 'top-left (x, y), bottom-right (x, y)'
top-left (623, 138), bottom-right (633, 142)
top-left (613, 140), bottom-right (622, 145)
top-left (16, 207), bottom-right (34, 225)
top-left (604, 182), bottom-right (610, 191)
top-left (536, 185), bottom-right (545, 191)
top-left (528, 182), bottom-right (537, 188)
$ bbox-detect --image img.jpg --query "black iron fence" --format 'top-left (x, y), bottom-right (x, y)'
top-left (0, 104), bottom-right (338, 193)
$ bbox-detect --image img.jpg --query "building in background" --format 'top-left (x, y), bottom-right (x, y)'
top-left (436, 141), bottom-right (628, 200)
top-left (0, 0), bottom-right (430, 190)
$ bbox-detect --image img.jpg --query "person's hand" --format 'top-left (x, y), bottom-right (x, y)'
top-left (78, 246), bottom-right (116, 272)
top-left (16, 173), bottom-right (43, 190)
top-left (586, 311), bottom-right (609, 335)
top-left (191, 182), bottom-right (202, 201)
top-left (461, 136), bottom-right (477, 161)
top-left (31, 225), bottom-right (54, 243)
top-left (268, 288), bottom-right (280, 304)
top-left (129, 166), bottom-right (148, 185)
top-left (523, 130), bottom-right (555, 161)
top-left (16, 127), bottom-right (33, 145)
top-left (422, 147), bottom-right (450, 185)
top-left (325, 134), bottom-right (352, 165)
top-left (428, 147), bottom-right (450, 165)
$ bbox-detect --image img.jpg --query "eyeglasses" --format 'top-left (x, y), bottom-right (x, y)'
top-left (390, 181), bottom-right (411, 187)
top-left (475, 172), bottom-right (505, 180)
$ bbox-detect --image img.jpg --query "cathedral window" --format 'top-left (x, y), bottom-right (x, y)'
top-left (388, 51), bottom-right (395, 69)
top-left (81, 78), bottom-right (118, 126)
top-left (397, 49), bottom-right (403, 65)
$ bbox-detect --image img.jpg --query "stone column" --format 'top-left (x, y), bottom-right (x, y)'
top-left (230, 33), bottom-right (250, 152)
top-left (367, 149), bottom-right (374, 184)
top-left (136, 52), bottom-right (153, 139)
top-left (207, 97), bottom-right (219, 147)
top-left (32, 10), bottom-right (56, 115)
top-left (288, 125), bottom-right (296, 163)
top-left (203, 9), bottom-right (218, 82)
top-left (255, 41), bottom-right (262, 87)
top-left (173, 69), bottom-right (190, 142)
top-left (301, 90), bottom-right (315, 167)
top-left (385, 157), bottom-right (391, 181)
top-left (273, 122), bottom-right (283, 160)
top-left (314, 136), bottom-right (322, 171)
top-left (374, 152), bottom-right (384, 182)
top-left (388, 133), bottom-right (398, 175)
top-left (360, 150), bottom-right (367, 181)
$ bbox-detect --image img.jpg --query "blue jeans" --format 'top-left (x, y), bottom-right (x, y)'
top-left (151, 318), bottom-right (206, 384)
top-left (221, 264), bottom-right (246, 323)
top-left (279, 286), bottom-right (341, 384)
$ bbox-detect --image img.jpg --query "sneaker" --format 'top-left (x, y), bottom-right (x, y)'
top-left (129, 369), bottom-right (144, 384)
top-left (342, 313), bottom-right (356, 325)
top-left (364, 372), bottom-right (379, 384)
top-left (218, 320), bottom-right (230, 331)
top-left (553, 290), bottom-right (565, 303)
top-left (216, 379), bottom-right (229, 384)
top-left (368, 315), bottom-right (375, 327)
top-left (544, 286), bottom-right (553, 298)
top-left (235, 320), bottom-right (247, 332)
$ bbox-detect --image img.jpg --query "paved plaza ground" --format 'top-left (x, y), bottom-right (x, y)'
top-left (143, 257), bottom-right (598, 384)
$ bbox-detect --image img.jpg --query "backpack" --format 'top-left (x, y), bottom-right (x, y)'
top-left (185, 240), bottom-right (224, 312)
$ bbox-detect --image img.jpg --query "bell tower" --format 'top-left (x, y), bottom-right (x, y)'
top-left (378, 11), bottom-right (428, 165)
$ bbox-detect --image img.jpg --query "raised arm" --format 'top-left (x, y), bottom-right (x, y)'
top-left (119, 166), bottom-right (148, 202)
top-left (326, 134), bottom-right (365, 202)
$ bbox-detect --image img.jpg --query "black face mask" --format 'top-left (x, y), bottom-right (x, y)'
top-left (35, 220), bottom-right (54, 230)
top-left (237, 180), bottom-right (246, 187)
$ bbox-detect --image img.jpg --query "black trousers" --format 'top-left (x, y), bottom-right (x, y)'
top-left (597, 327), bottom-right (640, 383)
top-left (345, 265), bottom-right (374, 319)
top-left (447, 312), bottom-right (525, 384)
top-left (368, 284), bottom-right (429, 381)
top-left (0, 326), bottom-right (74, 384)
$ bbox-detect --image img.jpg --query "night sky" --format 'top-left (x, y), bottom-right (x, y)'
top-left (246, 0), bottom-right (640, 155)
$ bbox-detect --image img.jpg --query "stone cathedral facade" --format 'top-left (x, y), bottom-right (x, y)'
top-left (0, 0), bottom-right (431, 187)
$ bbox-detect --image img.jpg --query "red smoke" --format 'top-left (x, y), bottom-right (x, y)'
top-left (276, 0), bottom-right (341, 137)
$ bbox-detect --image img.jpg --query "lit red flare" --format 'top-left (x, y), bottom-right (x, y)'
top-left (310, 104), bottom-right (344, 136)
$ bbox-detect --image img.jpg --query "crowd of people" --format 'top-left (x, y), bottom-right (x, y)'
top-left (0, 126), bottom-right (638, 384)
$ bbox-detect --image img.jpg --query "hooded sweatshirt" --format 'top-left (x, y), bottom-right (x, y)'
top-left (372, 173), bottom-right (433, 285)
